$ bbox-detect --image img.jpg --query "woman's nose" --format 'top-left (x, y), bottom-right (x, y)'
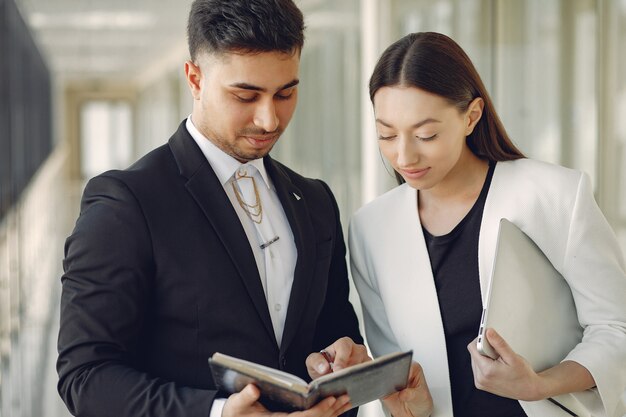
top-left (396, 135), bottom-right (419, 167)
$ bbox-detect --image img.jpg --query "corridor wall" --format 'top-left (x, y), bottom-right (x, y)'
top-left (0, 0), bottom-right (52, 219)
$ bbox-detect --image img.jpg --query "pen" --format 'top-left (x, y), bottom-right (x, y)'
top-left (319, 349), bottom-right (334, 371)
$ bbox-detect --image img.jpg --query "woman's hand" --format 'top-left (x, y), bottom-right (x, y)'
top-left (468, 328), bottom-right (595, 400)
top-left (382, 361), bottom-right (433, 417)
top-left (468, 328), bottom-right (542, 400)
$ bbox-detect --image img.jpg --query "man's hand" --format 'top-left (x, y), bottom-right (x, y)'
top-left (222, 384), bottom-right (352, 417)
top-left (305, 337), bottom-right (371, 379)
top-left (382, 361), bottom-right (433, 417)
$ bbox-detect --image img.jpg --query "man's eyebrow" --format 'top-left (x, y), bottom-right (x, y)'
top-left (229, 79), bottom-right (300, 92)
top-left (375, 117), bottom-right (441, 129)
top-left (280, 79), bottom-right (300, 90)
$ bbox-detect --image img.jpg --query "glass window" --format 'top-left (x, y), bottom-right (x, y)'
top-left (274, 0), bottom-right (362, 228)
top-left (80, 100), bottom-right (132, 178)
top-left (493, 0), bottom-right (563, 164)
top-left (390, 0), bottom-right (494, 89)
top-left (601, 0), bottom-right (626, 251)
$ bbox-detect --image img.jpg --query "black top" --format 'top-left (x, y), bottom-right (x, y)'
top-left (422, 163), bottom-right (527, 417)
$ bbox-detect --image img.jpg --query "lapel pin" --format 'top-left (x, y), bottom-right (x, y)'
top-left (293, 192), bottom-right (301, 201)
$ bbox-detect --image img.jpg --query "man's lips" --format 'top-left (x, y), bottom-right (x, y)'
top-left (245, 135), bottom-right (276, 141)
top-left (240, 130), bottom-right (280, 141)
top-left (242, 134), bottom-right (279, 148)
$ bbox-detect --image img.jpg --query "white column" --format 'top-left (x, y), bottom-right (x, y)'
top-left (360, 0), bottom-right (393, 205)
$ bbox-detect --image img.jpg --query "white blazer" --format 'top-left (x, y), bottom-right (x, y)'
top-left (349, 159), bottom-right (626, 417)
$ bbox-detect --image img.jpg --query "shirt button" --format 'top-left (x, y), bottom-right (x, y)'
top-left (274, 304), bottom-right (281, 311)
top-left (269, 250), bottom-right (275, 259)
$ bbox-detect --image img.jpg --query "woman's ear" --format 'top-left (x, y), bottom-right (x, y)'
top-left (465, 97), bottom-right (484, 136)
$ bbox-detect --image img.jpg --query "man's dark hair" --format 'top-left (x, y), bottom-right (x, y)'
top-left (187, 0), bottom-right (305, 61)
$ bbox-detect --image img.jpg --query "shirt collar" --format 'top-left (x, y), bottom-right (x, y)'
top-left (185, 116), bottom-right (272, 189)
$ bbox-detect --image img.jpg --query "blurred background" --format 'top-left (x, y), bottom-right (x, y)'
top-left (1, 0), bottom-right (625, 416)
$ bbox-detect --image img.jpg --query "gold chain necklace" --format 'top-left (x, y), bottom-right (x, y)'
top-left (231, 170), bottom-right (263, 224)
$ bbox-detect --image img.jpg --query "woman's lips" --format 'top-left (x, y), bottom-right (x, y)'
top-left (399, 167), bottom-right (430, 180)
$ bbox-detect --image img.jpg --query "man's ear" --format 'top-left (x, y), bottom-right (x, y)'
top-left (465, 97), bottom-right (484, 136)
top-left (184, 60), bottom-right (202, 99)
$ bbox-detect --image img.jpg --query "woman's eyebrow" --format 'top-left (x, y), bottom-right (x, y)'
top-left (375, 117), bottom-right (441, 128)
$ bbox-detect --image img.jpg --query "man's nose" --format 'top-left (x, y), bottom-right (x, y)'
top-left (253, 100), bottom-right (279, 133)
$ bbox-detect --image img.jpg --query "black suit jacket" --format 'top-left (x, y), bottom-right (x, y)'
top-left (57, 121), bottom-right (362, 417)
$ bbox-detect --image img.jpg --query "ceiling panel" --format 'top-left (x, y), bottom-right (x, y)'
top-left (12, 0), bottom-right (352, 83)
top-left (14, 0), bottom-right (192, 82)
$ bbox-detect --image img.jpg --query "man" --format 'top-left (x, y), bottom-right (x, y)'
top-left (57, 1), bottom-right (367, 416)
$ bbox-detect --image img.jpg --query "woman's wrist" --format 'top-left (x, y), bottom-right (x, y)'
top-left (535, 360), bottom-right (595, 400)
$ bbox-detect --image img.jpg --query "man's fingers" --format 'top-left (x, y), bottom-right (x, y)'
top-left (306, 351), bottom-right (332, 377)
top-left (238, 384), bottom-right (261, 405)
top-left (301, 395), bottom-right (351, 417)
top-left (308, 338), bottom-right (370, 381)
top-left (323, 338), bottom-right (348, 370)
top-left (306, 336), bottom-right (369, 379)
top-left (327, 395), bottom-right (352, 416)
top-left (222, 384), bottom-right (266, 417)
top-left (328, 337), bottom-right (369, 371)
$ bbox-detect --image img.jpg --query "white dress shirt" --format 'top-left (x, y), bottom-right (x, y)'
top-left (186, 116), bottom-right (298, 417)
top-left (186, 116), bottom-right (297, 343)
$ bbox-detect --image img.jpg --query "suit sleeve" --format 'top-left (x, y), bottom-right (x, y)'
top-left (561, 172), bottom-right (626, 417)
top-left (311, 180), bottom-right (363, 351)
top-left (57, 174), bottom-right (215, 417)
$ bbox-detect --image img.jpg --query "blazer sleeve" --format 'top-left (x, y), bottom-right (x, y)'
top-left (311, 180), bottom-right (363, 350)
top-left (57, 174), bottom-right (215, 417)
top-left (560, 172), bottom-right (626, 417)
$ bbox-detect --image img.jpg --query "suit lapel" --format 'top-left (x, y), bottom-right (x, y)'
top-left (168, 123), bottom-right (276, 343)
top-left (264, 158), bottom-right (315, 353)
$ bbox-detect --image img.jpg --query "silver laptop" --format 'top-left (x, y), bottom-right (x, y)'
top-left (477, 218), bottom-right (583, 372)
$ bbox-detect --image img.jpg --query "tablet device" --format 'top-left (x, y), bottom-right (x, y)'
top-left (477, 218), bottom-right (583, 372)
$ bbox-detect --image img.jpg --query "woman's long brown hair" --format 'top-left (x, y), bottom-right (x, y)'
top-left (369, 32), bottom-right (525, 184)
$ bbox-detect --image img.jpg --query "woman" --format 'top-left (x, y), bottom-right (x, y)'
top-left (349, 32), bottom-right (626, 417)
